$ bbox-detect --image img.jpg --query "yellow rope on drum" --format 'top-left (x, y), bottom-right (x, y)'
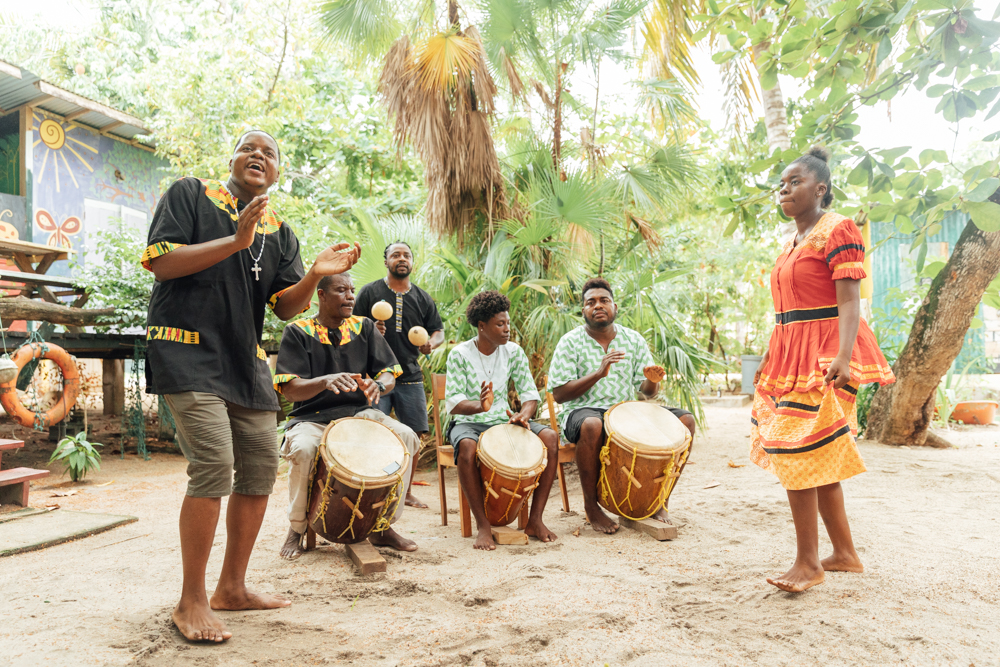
top-left (372, 468), bottom-right (404, 534)
top-left (337, 480), bottom-right (366, 540)
top-left (598, 431), bottom-right (693, 521)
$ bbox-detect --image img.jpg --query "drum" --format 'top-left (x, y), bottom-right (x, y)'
top-left (598, 401), bottom-right (692, 521)
top-left (307, 417), bottom-right (410, 544)
top-left (477, 424), bottom-right (547, 526)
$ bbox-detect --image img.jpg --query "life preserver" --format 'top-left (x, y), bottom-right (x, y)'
top-left (0, 342), bottom-right (80, 428)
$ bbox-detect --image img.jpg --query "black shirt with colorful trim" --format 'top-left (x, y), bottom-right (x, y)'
top-left (143, 177), bottom-right (305, 411)
top-left (273, 315), bottom-right (403, 426)
top-left (354, 279), bottom-right (443, 383)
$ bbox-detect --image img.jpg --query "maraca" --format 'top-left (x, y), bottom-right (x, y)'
top-left (408, 326), bottom-right (429, 347)
top-left (371, 300), bottom-right (393, 321)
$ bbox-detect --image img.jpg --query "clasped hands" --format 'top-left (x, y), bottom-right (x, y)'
top-left (324, 372), bottom-right (380, 405)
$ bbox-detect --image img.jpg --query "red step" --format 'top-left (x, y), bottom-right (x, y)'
top-left (0, 467), bottom-right (50, 507)
top-left (0, 439), bottom-right (24, 451)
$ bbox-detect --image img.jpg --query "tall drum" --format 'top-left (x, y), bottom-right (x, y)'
top-left (477, 424), bottom-right (547, 526)
top-left (598, 401), bottom-right (692, 521)
top-left (307, 417), bottom-right (410, 544)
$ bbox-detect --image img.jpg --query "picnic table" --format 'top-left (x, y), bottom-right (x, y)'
top-left (0, 239), bottom-right (88, 332)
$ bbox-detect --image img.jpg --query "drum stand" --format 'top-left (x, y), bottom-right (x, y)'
top-left (615, 514), bottom-right (677, 541)
top-left (304, 527), bottom-right (388, 575)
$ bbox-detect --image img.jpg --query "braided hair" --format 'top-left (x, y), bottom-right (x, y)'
top-left (790, 145), bottom-right (833, 209)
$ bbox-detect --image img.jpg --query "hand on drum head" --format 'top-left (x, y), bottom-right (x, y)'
top-left (480, 381), bottom-right (494, 413)
top-left (597, 350), bottom-right (627, 378)
top-left (506, 409), bottom-right (530, 429)
top-left (643, 365), bottom-right (666, 383)
top-left (358, 376), bottom-right (381, 405)
top-left (324, 373), bottom-right (359, 394)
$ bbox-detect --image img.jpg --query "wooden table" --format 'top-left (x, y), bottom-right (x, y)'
top-left (0, 239), bottom-right (87, 332)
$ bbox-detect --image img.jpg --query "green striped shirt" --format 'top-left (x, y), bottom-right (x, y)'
top-left (546, 324), bottom-right (654, 427)
top-left (445, 338), bottom-right (540, 426)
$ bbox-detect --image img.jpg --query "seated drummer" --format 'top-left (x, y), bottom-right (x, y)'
top-left (274, 272), bottom-right (420, 559)
top-left (547, 277), bottom-right (696, 534)
top-left (445, 291), bottom-right (560, 550)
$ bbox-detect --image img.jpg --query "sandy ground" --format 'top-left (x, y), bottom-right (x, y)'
top-left (1, 406), bottom-right (998, 667)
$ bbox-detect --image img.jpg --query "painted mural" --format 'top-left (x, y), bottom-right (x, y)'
top-left (29, 109), bottom-right (166, 275)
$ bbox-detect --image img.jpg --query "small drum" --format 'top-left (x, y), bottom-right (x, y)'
top-left (598, 401), bottom-right (692, 521)
top-left (307, 417), bottom-right (410, 544)
top-left (477, 424), bottom-right (547, 526)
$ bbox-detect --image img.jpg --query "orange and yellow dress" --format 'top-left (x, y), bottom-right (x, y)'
top-left (751, 212), bottom-right (894, 490)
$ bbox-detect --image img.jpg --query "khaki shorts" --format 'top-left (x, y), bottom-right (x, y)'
top-left (164, 391), bottom-right (279, 498)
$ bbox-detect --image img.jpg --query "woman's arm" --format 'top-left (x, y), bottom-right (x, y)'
top-left (824, 279), bottom-right (861, 389)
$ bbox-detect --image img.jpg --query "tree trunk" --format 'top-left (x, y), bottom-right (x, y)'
top-left (0, 296), bottom-right (118, 327)
top-left (866, 199), bottom-right (1000, 447)
top-left (552, 62), bottom-right (566, 170)
top-left (751, 42), bottom-right (791, 152)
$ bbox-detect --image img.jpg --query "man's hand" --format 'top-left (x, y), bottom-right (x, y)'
top-left (754, 350), bottom-right (770, 386)
top-left (233, 195), bottom-right (269, 250)
top-left (418, 342), bottom-right (432, 355)
top-left (643, 365), bottom-right (666, 383)
top-left (480, 381), bottom-right (494, 413)
top-left (506, 409), bottom-right (530, 429)
top-left (358, 376), bottom-right (381, 405)
top-left (823, 355), bottom-right (852, 390)
top-left (312, 242), bottom-right (362, 276)
top-left (324, 373), bottom-right (359, 394)
top-left (597, 350), bottom-right (626, 379)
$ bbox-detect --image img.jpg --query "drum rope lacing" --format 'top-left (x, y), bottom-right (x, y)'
top-left (598, 428), bottom-right (691, 521)
top-left (482, 465), bottom-right (524, 525)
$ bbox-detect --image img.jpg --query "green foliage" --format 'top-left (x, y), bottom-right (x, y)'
top-left (71, 226), bottom-right (154, 328)
top-left (49, 431), bottom-right (104, 482)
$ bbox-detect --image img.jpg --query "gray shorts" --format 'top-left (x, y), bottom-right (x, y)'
top-left (164, 391), bottom-right (279, 498)
top-left (375, 381), bottom-right (429, 433)
top-left (448, 421), bottom-right (549, 464)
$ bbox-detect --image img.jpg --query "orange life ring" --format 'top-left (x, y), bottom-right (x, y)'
top-left (0, 342), bottom-right (80, 429)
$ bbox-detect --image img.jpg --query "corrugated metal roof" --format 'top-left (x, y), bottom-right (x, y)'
top-left (0, 59), bottom-right (155, 149)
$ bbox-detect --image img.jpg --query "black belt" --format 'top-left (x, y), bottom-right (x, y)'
top-left (775, 306), bottom-right (838, 325)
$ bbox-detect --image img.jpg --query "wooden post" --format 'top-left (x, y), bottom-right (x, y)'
top-left (102, 359), bottom-right (124, 416)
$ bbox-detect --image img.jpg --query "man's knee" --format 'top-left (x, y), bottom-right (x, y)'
top-left (539, 428), bottom-right (559, 454)
top-left (579, 417), bottom-right (604, 440)
top-left (457, 439), bottom-right (478, 465)
top-left (680, 414), bottom-right (696, 436)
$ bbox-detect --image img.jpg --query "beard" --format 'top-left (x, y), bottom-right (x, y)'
top-left (389, 263), bottom-right (411, 279)
top-left (583, 312), bottom-right (615, 329)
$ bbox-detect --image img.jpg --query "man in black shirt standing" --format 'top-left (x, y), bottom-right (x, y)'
top-left (274, 272), bottom-right (420, 560)
top-left (144, 130), bottom-right (361, 643)
top-left (354, 242), bottom-right (444, 509)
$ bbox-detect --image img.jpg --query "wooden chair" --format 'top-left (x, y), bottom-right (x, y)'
top-left (431, 373), bottom-right (530, 538)
top-left (544, 392), bottom-right (577, 513)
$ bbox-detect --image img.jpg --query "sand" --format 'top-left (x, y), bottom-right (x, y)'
top-left (1, 405), bottom-right (998, 666)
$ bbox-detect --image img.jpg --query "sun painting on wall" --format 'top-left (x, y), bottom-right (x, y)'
top-left (32, 113), bottom-right (97, 192)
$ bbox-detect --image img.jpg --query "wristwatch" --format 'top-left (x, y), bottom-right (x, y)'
top-left (374, 380), bottom-right (386, 393)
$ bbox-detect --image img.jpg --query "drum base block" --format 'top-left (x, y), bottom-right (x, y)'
top-left (346, 539), bottom-right (387, 574)
top-left (618, 516), bottom-right (677, 541)
top-left (490, 525), bottom-right (528, 545)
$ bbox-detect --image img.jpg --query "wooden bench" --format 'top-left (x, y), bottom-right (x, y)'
top-left (0, 438), bottom-right (49, 506)
top-left (0, 269), bottom-right (88, 301)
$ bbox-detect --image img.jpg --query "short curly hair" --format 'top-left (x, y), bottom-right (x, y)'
top-left (466, 290), bottom-right (510, 327)
top-left (581, 277), bottom-right (614, 304)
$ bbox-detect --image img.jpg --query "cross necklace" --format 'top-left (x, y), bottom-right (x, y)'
top-left (248, 218), bottom-right (266, 281)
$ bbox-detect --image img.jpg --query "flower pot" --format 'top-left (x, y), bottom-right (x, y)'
top-left (950, 401), bottom-right (999, 425)
top-left (741, 356), bottom-right (763, 395)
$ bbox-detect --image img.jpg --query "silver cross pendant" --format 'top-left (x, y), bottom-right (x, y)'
top-left (251, 262), bottom-right (262, 281)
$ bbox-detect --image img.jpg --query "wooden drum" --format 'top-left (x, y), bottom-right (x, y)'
top-left (598, 401), bottom-right (692, 521)
top-left (307, 417), bottom-right (410, 544)
top-left (477, 424), bottom-right (547, 526)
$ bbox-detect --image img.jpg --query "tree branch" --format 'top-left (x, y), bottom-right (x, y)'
top-left (0, 297), bottom-right (119, 327)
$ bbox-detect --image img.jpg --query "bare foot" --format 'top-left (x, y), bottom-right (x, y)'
top-left (280, 528), bottom-right (305, 560)
top-left (822, 553), bottom-right (864, 573)
top-left (651, 508), bottom-right (673, 525)
top-left (210, 587), bottom-right (290, 611)
top-left (369, 527), bottom-right (418, 551)
top-left (766, 563), bottom-right (825, 593)
top-left (584, 503), bottom-right (619, 534)
top-left (405, 493), bottom-right (428, 509)
top-left (524, 517), bottom-right (558, 543)
top-left (473, 526), bottom-right (496, 551)
top-left (172, 600), bottom-right (232, 643)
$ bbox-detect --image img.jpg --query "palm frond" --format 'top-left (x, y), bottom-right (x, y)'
top-left (576, 0), bottom-right (649, 67)
top-left (640, 0), bottom-right (702, 89)
top-left (635, 78), bottom-right (698, 140)
top-left (317, 0), bottom-right (402, 58)
top-left (721, 52), bottom-right (760, 138)
top-left (415, 29), bottom-right (481, 91)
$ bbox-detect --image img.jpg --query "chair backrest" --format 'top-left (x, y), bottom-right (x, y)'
top-left (431, 373), bottom-right (446, 449)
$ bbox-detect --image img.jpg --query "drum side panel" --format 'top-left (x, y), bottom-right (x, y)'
top-left (308, 458), bottom-right (398, 545)
top-left (478, 460), bottom-right (541, 527)
top-left (598, 443), bottom-right (682, 518)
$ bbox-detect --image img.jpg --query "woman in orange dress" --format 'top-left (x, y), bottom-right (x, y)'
top-left (751, 146), bottom-right (894, 593)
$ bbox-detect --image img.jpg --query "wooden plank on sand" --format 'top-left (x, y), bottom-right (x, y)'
top-left (618, 516), bottom-right (677, 541)
top-left (490, 525), bottom-right (528, 545)
top-left (347, 539), bottom-right (386, 575)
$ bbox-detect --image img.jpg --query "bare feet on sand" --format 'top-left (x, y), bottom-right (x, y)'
top-left (173, 601), bottom-right (232, 643)
top-left (279, 528), bottom-right (305, 560)
top-left (651, 508), bottom-right (673, 525)
top-left (821, 553), bottom-right (864, 572)
top-left (524, 518), bottom-right (557, 543)
top-left (766, 563), bottom-right (825, 593)
top-left (473, 526), bottom-right (496, 550)
top-left (369, 527), bottom-right (418, 551)
top-left (210, 587), bottom-right (290, 611)
top-left (405, 493), bottom-right (428, 509)
top-left (585, 503), bottom-right (619, 534)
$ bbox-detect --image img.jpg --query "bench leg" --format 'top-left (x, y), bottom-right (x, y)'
top-left (0, 481), bottom-right (29, 507)
top-left (558, 462), bottom-right (570, 513)
top-left (517, 499), bottom-right (528, 530)
top-left (306, 526), bottom-right (316, 551)
top-left (458, 486), bottom-right (472, 538)
top-left (438, 462), bottom-right (448, 526)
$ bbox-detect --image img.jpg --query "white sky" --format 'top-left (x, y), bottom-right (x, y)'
top-left (7, 0), bottom-right (999, 160)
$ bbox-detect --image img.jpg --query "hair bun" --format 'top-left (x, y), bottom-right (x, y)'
top-left (807, 145), bottom-right (830, 163)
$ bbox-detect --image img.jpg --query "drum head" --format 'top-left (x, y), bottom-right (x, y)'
top-left (322, 418), bottom-right (406, 483)
top-left (478, 424), bottom-right (545, 475)
top-left (604, 402), bottom-right (688, 454)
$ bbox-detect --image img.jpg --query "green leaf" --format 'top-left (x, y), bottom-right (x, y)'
top-left (876, 34), bottom-right (892, 65)
top-left (926, 83), bottom-right (951, 98)
top-left (915, 240), bottom-right (928, 275)
top-left (966, 178), bottom-right (1000, 203)
top-left (968, 201), bottom-right (1000, 231)
top-left (921, 260), bottom-right (946, 278)
top-left (985, 96), bottom-right (1000, 121)
top-left (758, 63), bottom-right (778, 91)
top-left (723, 212), bottom-right (741, 237)
top-left (711, 50), bottom-right (738, 64)
top-left (847, 157), bottom-right (871, 186)
top-left (896, 215), bottom-right (914, 234)
top-left (970, 317), bottom-right (984, 328)
top-left (876, 147), bottom-right (910, 163)
top-left (984, 130), bottom-right (1000, 142)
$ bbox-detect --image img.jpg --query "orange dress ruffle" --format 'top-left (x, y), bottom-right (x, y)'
top-left (750, 212), bottom-right (895, 490)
